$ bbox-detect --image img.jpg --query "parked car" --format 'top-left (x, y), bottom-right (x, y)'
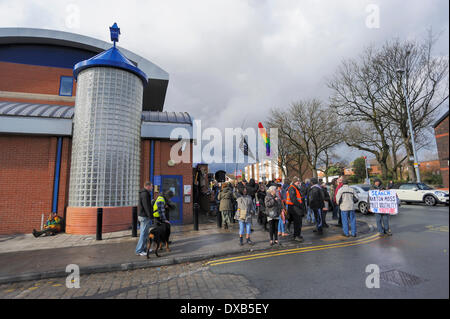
top-left (390, 182), bottom-right (449, 206)
top-left (350, 184), bottom-right (371, 214)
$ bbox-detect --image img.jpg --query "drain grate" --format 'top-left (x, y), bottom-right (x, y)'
top-left (380, 269), bottom-right (425, 287)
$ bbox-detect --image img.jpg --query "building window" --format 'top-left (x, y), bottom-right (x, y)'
top-left (59, 76), bottom-right (74, 96)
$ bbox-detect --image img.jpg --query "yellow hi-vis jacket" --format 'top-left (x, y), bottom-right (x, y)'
top-left (153, 195), bottom-right (165, 218)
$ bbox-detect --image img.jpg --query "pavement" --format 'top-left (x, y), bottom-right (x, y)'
top-left (0, 215), bottom-right (374, 285)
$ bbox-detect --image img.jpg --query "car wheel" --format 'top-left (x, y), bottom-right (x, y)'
top-left (359, 202), bottom-right (369, 214)
top-left (424, 195), bottom-right (437, 206)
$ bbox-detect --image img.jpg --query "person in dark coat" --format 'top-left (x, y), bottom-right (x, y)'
top-left (256, 183), bottom-right (268, 230)
top-left (321, 182), bottom-right (332, 228)
top-left (236, 181), bottom-right (245, 197)
top-left (246, 179), bottom-right (258, 200)
top-left (135, 182), bottom-right (153, 256)
top-left (307, 177), bottom-right (325, 234)
top-left (286, 177), bottom-right (306, 242)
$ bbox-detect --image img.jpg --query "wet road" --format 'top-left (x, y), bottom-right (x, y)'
top-left (208, 204), bottom-right (449, 298)
top-left (1, 204), bottom-right (447, 299)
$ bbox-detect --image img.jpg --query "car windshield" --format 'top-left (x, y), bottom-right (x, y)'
top-left (418, 183), bottom-right (434, 190)
top-left (360, 186), bottom-right (371, 192)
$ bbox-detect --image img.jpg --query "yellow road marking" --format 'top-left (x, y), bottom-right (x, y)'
top-left (28, 287), bottom-right (38, 291)
top-left (205, 233), bottom-right (381, 267)
top-left (425, 225), bottom-right (449, 233)
top-left (205, 233), bottom-right (379, 265)
top-left (52, 284), bottom-right (63, 287)
top-left (320, 234), bottom-right (348, 242)
top-left (208, 235), bottom-right (381, 267)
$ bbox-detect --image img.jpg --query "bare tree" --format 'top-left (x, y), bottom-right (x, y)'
top-left (328, 32), bottom-right (448, 180)
top-left (267, 99), bottom-right (344, 178)
top-left (375, 33), bottom-right (449, 180)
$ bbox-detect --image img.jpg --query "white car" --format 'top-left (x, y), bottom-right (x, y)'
top-left (391, 183), bottom-right (449, 206)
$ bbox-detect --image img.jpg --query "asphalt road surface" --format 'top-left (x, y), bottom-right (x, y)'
top-left (1, 204), bottom-right (448, 299)
top-left (208, 204), bottom-right (449, 299)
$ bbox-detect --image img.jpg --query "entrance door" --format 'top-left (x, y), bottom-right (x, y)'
top-left (161, 175), bottom-right (183, 225)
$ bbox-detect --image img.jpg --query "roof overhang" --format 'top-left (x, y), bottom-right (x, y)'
top-left (0, 116), bottom-right (72, 136)
top-left (0, 102), bottom-right (192, 140)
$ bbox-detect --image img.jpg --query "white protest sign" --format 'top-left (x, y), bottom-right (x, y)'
top-left (369, 190), bottom-right (399, 215)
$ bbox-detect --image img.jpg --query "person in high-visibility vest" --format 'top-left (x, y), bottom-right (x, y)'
top-left (286, 177), bottom-right (306, 242)
top-left (153, 190), bottom-right (175, 224)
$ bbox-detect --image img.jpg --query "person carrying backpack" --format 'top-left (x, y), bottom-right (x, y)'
top-left (335, 177), bottom-right (358, 237)
top-left (307, 177), bottom-right (325, 234)
top-left (218, 182), bottom-right (234, 230)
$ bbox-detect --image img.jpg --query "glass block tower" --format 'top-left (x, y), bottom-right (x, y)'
top-left (66, 24), bottom-right (147, 234)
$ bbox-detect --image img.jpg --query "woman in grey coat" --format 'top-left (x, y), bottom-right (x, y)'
top-left (265, 186), bottom-right (282, 246)
top-left (235, 187), bottom-right (256, 246)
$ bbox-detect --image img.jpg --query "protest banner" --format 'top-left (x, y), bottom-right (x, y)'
top-left (368, 190), bottom-right (399, 215)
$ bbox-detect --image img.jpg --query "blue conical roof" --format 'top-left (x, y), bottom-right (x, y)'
top-left (73, 46), bottom-right (147, 84)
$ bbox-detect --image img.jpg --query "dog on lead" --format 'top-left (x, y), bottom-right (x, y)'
top-left (146, 221), bottom-right (171, 258)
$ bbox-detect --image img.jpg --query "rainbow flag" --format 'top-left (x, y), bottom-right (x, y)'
top-left (258, 122), bottom-right (270, 156)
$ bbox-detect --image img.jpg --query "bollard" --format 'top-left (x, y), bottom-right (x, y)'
top-left (193, 203), bottom-right (199, 231)
top-left (96, 207), bottom-right (103, 240)
top-left (131, 206), bottom-right (138, 237)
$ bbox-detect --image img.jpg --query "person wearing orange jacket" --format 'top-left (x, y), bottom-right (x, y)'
top-left (286, 177), bottom-right (306, 242)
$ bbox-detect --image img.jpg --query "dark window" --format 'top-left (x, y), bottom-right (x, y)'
top-left (59, 76), bottom-right (73, 96)
top-left (418, 183), bottom-right (433, 190)
top-left (399, 184), bottom-right (417, 190)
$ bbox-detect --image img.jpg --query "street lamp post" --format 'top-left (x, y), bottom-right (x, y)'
top-left (397, 53), bottom-right (421, 183)
top-left (364, 156), bottom-right (370, 184)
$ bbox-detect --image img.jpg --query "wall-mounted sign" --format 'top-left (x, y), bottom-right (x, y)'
top-left (184, 185), bottom-right (192, 195)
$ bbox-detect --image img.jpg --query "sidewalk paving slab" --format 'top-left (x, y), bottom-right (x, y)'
top-left (0, 219), bottom-right (374, 284)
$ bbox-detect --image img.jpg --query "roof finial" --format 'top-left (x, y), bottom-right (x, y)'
top-left (109, 23), bottom-right (120, 47)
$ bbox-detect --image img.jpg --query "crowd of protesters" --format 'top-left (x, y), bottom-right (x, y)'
top-left (213, 175), bottom-right (394, 246)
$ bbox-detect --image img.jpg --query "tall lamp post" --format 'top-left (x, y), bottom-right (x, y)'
top-left (396, 51), bottom-right (421, 183)
top-left (363, 156), bottom-right (370, 184)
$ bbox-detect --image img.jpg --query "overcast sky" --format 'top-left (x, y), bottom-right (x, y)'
top-left (1, 0), bottom-right (448, 169)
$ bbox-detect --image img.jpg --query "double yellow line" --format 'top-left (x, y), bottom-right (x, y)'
top-left (205, 233), bottom-right (381, 267)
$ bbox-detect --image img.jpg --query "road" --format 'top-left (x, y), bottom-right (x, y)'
top-left (1, 204), bottom-right (448, 299)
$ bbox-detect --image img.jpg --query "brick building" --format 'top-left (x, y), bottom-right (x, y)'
top-left (0, 27), bottom-right (194, 235)
top-left (433, 111), bottom-right (449, 189)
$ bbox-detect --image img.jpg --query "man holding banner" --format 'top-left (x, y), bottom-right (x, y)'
top-left (368, 179), bottom-right (399, 236)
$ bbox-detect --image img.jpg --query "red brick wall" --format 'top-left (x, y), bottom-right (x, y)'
top-left (434, 115), bottom-right (449, 189)
top-left (0, 136), bottom-right (194, 235)
top-left (0, 135), bottom-right (57, 234)
top-left (0, 61), bottom-right (76, 106)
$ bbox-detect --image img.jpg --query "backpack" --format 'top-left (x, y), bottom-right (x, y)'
top-left (339, 191), bottom-right (359, 205)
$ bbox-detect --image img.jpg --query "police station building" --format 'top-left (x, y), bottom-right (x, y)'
top-left (0, 26), bottom-right (194, 235)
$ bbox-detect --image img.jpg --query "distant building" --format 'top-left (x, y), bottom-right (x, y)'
top-left (245, 160), bottom-right (284, 182)
top-left (433, 111), bottom-right (449, 189)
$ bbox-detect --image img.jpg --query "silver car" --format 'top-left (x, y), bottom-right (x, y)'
top-left (350, 184), bottom-right (372, 214)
